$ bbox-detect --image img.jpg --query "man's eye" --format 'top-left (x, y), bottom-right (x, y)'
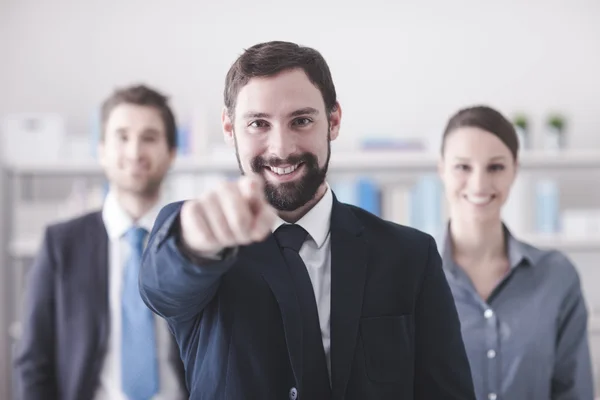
top-left (292, 117), bottom-right (312, 127)
top-left (249, 120), bottom-right (269, 128)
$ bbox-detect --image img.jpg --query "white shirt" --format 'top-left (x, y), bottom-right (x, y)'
top-left (94, 191), bottom-right (187, 400)
top-left (273, 184), bottom-right (333, 375)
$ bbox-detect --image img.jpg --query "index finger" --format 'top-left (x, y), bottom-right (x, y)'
top-left (238, 175), bottom-right (269, 215)
top-left (238, 175), bottom-right (265, 202)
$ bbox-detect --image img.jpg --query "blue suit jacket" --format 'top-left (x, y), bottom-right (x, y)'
top-left (140, 196), bottom-right (476, 399)
top-left (13, 211), bottom-right (187, 400)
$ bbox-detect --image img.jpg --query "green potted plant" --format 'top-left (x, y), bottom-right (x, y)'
top-left (512, 113), bottom-right (529, 149)
top-left (547, 113), bottom-right (566, 132)
top-left (545, 112), bottom-right (566, 150)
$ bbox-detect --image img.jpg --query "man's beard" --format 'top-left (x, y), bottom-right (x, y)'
top-left (234, 134), bottom-right (331, 212)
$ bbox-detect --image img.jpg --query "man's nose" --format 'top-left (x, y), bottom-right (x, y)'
top-left (266, 127), bottom-right (297, 161)
top-left (124, 139), bottom-right (143, 160)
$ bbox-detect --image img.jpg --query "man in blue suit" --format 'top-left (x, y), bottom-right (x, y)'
top-left (14, 84), bottom-right (188, 400)
top-left (139, 41), bottom-right (476, 399)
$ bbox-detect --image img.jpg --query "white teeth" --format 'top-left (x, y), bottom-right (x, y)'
top-left (467, 195), bottom-right (493, 205)
top-left (269, 164), bottom-right (299, 175)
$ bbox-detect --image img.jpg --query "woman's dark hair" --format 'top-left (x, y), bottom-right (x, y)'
top-left (441, 105), bottom-right (519, 160)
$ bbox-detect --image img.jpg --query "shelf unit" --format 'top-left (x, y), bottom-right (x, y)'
top-left (4, 149), bottom-right (600, 257)
top-left (4, 150), bottom-right (600, 255)
top-left (6, 148), bottom-right (600, 175)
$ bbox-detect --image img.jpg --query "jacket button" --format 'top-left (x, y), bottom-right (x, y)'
top-left (289, 387), bottom-right (298, 400)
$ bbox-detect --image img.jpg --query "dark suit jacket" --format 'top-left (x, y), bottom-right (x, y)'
top-left (13, 211), bottom-right (188, 400)
top-left (139, 196), bottom-right (476, 399)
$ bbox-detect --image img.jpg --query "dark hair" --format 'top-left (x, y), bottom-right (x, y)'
top-left (441, 105), bottom-right (519, 160)
top-left (100, 84), bottom-right (177, 150)
top-left (223, 41), bottom-right (338, 118)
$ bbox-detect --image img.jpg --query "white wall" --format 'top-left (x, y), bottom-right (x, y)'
top-left (2, 0), bottom-right (600, 150)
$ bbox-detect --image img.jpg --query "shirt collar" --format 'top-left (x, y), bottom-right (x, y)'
top-left (102, 190), bottom-right (165, 240)
top-left (436, 221), bottom-right (534, 275)
top-left (272, 183), bottom-right (333, 249)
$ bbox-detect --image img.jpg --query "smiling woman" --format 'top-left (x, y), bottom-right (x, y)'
top-left (439, 106), bottom-right (518, 226)
top-left (436, 105), bottom-right (594, 400)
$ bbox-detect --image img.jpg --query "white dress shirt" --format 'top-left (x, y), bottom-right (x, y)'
top-left (273, 184), bottom-right (333, 375)
top-left (94, 191), bottom-right (186, 400)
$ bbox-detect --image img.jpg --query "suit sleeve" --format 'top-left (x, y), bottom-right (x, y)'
top-left (413, 236), bottom-right (476, 400)
top-left (139, 201), bottom-right (237, 323)
top-left (13, 227), bottom-right (58, 400)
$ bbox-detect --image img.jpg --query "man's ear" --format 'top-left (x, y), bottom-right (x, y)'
top-left (222, 107), bottom-right (235, 146)
top-left (328, 102), bottom-right (342, 141)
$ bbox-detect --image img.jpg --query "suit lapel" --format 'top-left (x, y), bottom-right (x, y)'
top-left (241, 236), bottom-right (304, 389)
top-left (329, 198), bottom-right (368, 400)
top-left (77, 212), bottom-right (110, 400)
top-left (92, 212), bottom-right (110, 349)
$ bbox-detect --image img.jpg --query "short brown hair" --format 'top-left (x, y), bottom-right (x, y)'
top-left (100, 84), bottom-right (177, 150)
top-left (223, 41), bottom-right (338, 118)
top-left (441, 105), bottom-right (519, 160)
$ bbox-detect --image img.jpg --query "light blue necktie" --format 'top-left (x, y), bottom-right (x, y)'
top-left (121, 226), bottom-right (159, 400)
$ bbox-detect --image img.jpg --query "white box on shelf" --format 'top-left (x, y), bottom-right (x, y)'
top-left (1, 113), bottom-right (67, 163)
top-left (562, 209), bottom-right (600, 238)
top-left (12, 201), bottom-right (63, 243)
top-left (502, 172), bottom-right (532, 237)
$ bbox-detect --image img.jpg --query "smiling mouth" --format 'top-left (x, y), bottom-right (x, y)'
top-left (265, 163), bottom-right (303, 176)
top-left (464, 195), bottom-right (495, 206)
top-left (126, 167), bottom-right (148, 175)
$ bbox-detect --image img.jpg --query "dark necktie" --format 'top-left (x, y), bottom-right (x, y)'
top-left (274, 224), bottom-right (332, 400)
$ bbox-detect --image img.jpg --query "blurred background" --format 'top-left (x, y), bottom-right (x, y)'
top-left (1, 0), bottom-right (600, 398)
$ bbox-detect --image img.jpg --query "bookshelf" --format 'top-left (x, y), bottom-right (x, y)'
top-left (5, 148), bottom-right (600, 175)
top-left (4, 149), bottom-right (600, 258)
